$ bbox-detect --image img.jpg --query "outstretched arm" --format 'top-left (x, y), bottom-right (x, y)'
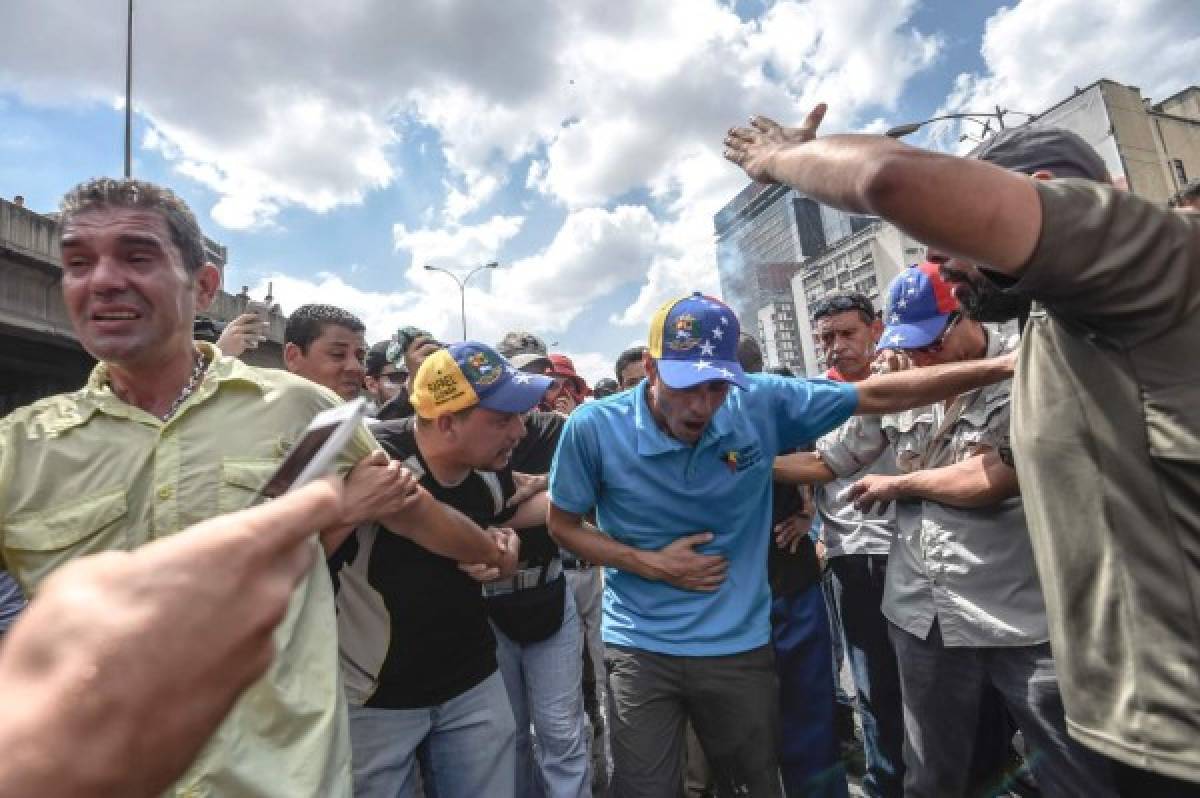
top-left (854, 352), bottom-right (1014, 416)
top-left (724, 105), bottom-right (1042, 277)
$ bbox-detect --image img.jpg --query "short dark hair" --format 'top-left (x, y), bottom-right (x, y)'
top-left (811, 293), bottom-right (876, 325)
top-left (736, 334), bottom-right (764, 374)
top-left (614, 346), bottom-right (647, 381)
top-left (768, 366), bottom-right (795, 377)
top-left (285, 304), bottom-right (366, 353)
top-left (59, 177), bottom-right (207, 276)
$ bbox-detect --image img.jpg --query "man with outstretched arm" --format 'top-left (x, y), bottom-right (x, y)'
top-left (547, 292), bottom-right (1011, 798)
top-left (726, 108), bottom-right (1200, 793)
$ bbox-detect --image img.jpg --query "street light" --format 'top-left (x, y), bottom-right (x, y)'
top-left (885, 107), bottom-right (1036, 139)
top-left (423, 261), bottom-right (499, 340)
top-left (124, 0), bottom-right (134, 177)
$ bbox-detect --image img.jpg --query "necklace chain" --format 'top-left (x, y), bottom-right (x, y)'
top-left (163, 350), bottom-right (208, 421)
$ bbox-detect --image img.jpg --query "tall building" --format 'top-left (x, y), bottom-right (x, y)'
top-left (791, 222), bottom-right (927, 375)
top-left (756, 299), bottom-right (803, 374)
top-left (713, 182), bottom-right (871, 373)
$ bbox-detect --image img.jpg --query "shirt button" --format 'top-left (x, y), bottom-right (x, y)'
top-left (157, 485), bottom-right (173, 500)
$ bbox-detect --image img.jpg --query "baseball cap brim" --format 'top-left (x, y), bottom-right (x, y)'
top-left (880, 313), bottom-right (952, 350)
top-left (657, 358), bottom-right (749, 391)
top-left (510, 353), bottom-right (552, 372)
top-left (477, 371), bottom-right (554, 413)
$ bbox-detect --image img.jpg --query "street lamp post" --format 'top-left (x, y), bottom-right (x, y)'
top-left (124, 0), bottom-right (134, 177)
top-left (423, 261), bottom-right (499, 340)
top-left (885, 108), bottom-right (1036, 139)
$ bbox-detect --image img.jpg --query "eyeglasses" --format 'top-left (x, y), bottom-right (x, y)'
top-left (379, 370), bottom-right (406, 384)
top-left (811, 294), bottom-right (876, 322)
top-left (911, 312), bottom-right (960, 355)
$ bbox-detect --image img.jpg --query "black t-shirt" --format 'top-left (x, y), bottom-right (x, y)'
top-left (768, 450), bottom-right (821, 598)
top-left (508, 411), bottom-right (566, 565)
top-left (333, 417), bottom-right (516, 709)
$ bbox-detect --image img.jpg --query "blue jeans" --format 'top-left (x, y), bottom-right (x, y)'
top-left (493, 587), bottom-right (591, 798)
top-left (348, 670), bottom-right (517, 798)
top-left (771, 584), bottom-right (849, 798)
top-left (888, 621), bottom-right (1116, 798)
top-left (829, 554), bottom-right (904, 798)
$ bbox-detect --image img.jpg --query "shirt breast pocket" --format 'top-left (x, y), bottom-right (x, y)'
top-left (219, 459), bottom-right (280, 513)
top-left (4, 488), bottom-right (128, 592)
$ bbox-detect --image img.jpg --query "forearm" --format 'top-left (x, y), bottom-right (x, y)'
top-left (380, 494), bottom-right (497, 565)
top-left (766, 136), bottom-right (1040, 274)
top-left (508, 492), bottom-right (549, 529)
top-left (772, 452), bottom-right (836, 485)
top-left (548, 508), bottom-right (661, 581)
top-left (893, 452), bottom-right (1018, 509)
top-left (855, 354), bottom-right (1013, 415)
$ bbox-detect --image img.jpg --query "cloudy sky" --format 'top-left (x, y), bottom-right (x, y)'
top-left (1, 0), bottom-right (1195, 384)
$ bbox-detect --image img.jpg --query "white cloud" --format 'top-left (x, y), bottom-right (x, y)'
top-left (1, 0), bottom-right (949, 365)
top-left (941, 0), bottom-right (1200, 141)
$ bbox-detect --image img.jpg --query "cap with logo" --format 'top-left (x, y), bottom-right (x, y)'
top-left (411, 341), bottom-right (553, 419)
top-left (648, 292), bottom-right (749, 390)
top-left (880, 262), bottom-right (961, 350)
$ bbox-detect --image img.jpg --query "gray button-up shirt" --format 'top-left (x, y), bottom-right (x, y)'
top-left (816, 414), bottom-right (898, 558)
top-left (825, 326), bottom-right (1048, 647)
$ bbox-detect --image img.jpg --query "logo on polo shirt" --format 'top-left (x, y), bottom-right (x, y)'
top-left (720, 443), bottom-right (762, 474)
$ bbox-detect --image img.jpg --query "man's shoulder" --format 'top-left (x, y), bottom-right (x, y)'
top-left (370, 417), bottom-right (418, 459)
top-left (0, 388), bottom-right (96, 443)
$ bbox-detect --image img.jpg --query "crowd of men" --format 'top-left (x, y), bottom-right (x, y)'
top-left (0, 107), bottom-right (1197, 798)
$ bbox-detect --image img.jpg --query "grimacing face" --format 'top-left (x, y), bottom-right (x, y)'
top-left (450, 407), bottom-right (528, 470)
top-left (645, 357), bottom-right (730, 445)
top-left (815, 310), bottom-right (877, 378)
top-left (60, 207), bottom-right (218, 368)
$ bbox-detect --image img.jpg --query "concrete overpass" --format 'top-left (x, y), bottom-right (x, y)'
top-left (0, 197), bottom-right (286, 415)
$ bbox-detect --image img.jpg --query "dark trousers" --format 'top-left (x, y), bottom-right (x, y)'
top-left (1111, 759), bottom-right (1200, 797)
top-left (605, 643), bottom-right (783, 798)
top-left (771, 584), bottom-right (849, 798)
top-left (889, 620), bottom-right (1116, 798)
top-left (829, 554), bottom-right (905, 798)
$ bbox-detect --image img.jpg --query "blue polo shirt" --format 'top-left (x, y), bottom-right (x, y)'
top-left (549, 374), bottom-right (858, 656)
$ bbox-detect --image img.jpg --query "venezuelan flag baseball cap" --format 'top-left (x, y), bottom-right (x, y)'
top-left (648, 292), bottom-right (749, 390)
top-left (880, 262), bottom-right (961, 349)
top-left (411, 341), bottom-right (553, 419)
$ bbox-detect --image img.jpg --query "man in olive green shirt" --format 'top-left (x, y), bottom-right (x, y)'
top-left (726, 110), bottom-right (1200, 792)
top-left (0, 178), bottom-right (502, 797)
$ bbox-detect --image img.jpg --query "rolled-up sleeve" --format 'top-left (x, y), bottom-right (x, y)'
top-left (816, 414), bottom-right (890, 478)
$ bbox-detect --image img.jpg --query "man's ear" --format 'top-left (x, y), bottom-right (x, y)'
top-left (870, 317), bottom-right (884, 342)
top-left (436, 414), bottom-right (456, 438)
top-left (283, 342), bottom-right (303, 372)
top-left (642, 352), bottom-right (657, 384)
top-left (193, 262), bottom-right (221, 312)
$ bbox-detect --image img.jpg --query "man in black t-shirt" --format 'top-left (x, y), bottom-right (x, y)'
top-left (334, 342), bottom-right (552, 798)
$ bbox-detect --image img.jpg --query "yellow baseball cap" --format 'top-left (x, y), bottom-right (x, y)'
top-left (411, 341), bottom-right (553, 419)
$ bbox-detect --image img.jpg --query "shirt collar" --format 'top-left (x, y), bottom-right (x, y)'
top-left (79, 341), bottom-right (270, 425)
top-left (631, 379), bottom-right (736, 457)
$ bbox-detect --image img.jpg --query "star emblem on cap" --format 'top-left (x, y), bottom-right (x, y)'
top-left (717, 368), bottom-right (735, 379)
top-left (513, 372), bottom-right (532, 384)
top-left (720, 316), bottom-right (730, 325)
top-left (889, 314), bottom-right (900, 324)
top-left (693, 360), bottom-right (712, 370)
top-left (897, 298), bottom-right (908, 308)
top-left (888, 333), bottom-right (903, 344)
top-left (699, 340), bottom-right (715, 357)
top-left (712, 327), bottom-right (724, 340)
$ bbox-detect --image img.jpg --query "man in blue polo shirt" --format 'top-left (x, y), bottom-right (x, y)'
top-left (548, 292), bottom-right (1017, 798)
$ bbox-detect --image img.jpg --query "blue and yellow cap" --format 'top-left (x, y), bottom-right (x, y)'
top-left (647, 292), bottom-right (748, 390)
top-left (411, 341), bottom-right (553, 419)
